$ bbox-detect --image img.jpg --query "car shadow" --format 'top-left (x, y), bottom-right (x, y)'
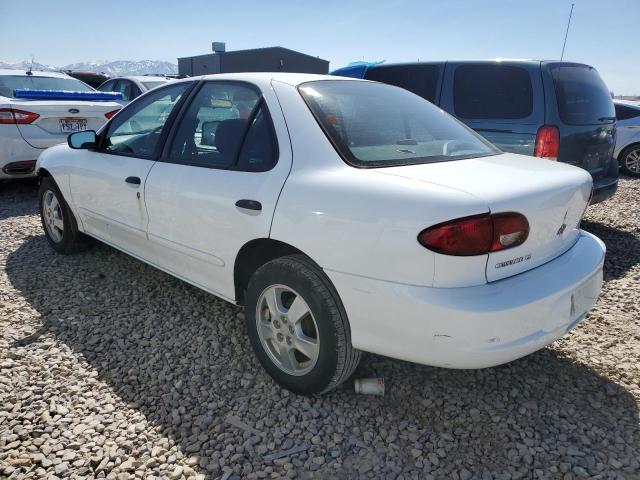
top-left (581, 219), bottom-right (640, 281)
top-left (5, 234), bottom-right (639, 478)
top-left (0, 179), bottom-right (39, 220)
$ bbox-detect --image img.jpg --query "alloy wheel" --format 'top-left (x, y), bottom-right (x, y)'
top-left (625, 148), bottom-right (640, 174)
top-left (256, 284), bottom-right (320, 376)
top-left (42, 189), bottom-right (64, 243)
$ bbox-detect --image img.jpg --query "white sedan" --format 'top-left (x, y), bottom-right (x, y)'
top-left (0, 69), bottom-right (121, 179)
top-left (36, 73), bottom-right (605, 394)
top-left (96, 75), bottom-right (172, 105)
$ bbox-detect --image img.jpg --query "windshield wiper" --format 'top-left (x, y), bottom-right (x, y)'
top-left (598, 116), bottom-right (616, 122)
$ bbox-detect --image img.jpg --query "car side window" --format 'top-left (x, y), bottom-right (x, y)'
top-left (453, 65), bottom-right (533, 119)
top-left (366, 64), bottom-right (440, 103)
top-left (168, 81), bottom-right (278, 171)
top-left (130, 83), bottom-right (142, 100)
top-left (114, 80), bottom-right (133, 101)
top-left (97, 80), bottom-right (116, 92)
top-left (101, 82), bottom-right (190, 158)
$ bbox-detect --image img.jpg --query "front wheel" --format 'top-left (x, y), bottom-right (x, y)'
top-left (245, 255), bottom-right (361, 395)
top-left (39, 176), bottom-right (91, 254)
top-left (619, 145), bottom-right (640, 177)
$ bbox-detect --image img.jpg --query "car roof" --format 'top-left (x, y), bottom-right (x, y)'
top-left (115, 76), bottom-right (171, 82)
top-left (183, 72), bottom-right (358, 87)
top-left (0, 69), bottom-right (72, 78)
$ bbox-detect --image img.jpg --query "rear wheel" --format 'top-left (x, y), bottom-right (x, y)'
top-left (245, 255), bottom-right (361, 395)
top-left (620, 144), bottom-right (640, 177)
top-left (39, 176), bottom-right (91, 254)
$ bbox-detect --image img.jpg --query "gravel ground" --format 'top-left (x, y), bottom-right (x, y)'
top-left (1, 177), bottom-right (639, 480)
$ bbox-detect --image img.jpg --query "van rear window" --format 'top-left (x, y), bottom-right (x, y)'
top-left (366, 64), bottom-right (440, 103)
top-left (453, 64), bottom-right (533, 119)
top-left (550, 65), bottom-right (615, 125)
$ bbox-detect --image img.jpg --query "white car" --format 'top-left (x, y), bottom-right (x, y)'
top-left (97, 76), bottom-right (171, 105)
top-left (613, 100), bottom-right (640, 176)
top-left (0, 69), bottom-right (121, 179)
top-left (36, 73), bottom-right (605, 394)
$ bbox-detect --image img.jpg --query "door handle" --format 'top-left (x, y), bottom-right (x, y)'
top-left (235, 199), bottom-right (262, 211)
top-left (125, 176), bottom-right (141, 185)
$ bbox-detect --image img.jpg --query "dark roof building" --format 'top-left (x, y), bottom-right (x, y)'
top-left (178, 43), bottom-right (329, 76)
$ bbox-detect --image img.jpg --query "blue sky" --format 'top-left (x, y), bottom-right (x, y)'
top-left (1, 0), bottom-right (638, 94)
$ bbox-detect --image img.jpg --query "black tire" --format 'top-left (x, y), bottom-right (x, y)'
top-left (39, 176), bottom-right (91, 254)
top-left (245, 254), bottom-right (361, 395)
top-left (619, 144), bottom-right (640, 177)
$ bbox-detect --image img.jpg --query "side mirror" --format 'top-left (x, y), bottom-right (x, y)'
top-left (68, 130), bottom-right (97, 149)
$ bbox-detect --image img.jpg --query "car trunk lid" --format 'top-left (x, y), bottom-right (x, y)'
top-left (8, 99), bottom-right (120, 148)
top-left (378, 152), bottom-right (593, 282)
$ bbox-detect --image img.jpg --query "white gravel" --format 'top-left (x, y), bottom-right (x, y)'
top-left (1, 177), bottom-right (639, 480)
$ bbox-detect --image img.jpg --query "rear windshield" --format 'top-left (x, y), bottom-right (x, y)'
top-left (142, 81), bottom-right (167, 90)
top-left (298, 80), bottom-right (499, 168)
top-left (550, 65), bottom-right (615, 125)
top-left (0, 75), bottom-right (94, 98)
top-left (366, 64), bottom-right (440, 103)
top-left (614, 103), bottom-right (640, 121)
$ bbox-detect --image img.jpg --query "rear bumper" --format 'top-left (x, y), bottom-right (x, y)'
top-left (0, 124), bottom-right (44, 179)
top-left (327, 231), bottom-right (605, 369)
top-left (591, 176), bottom-right (618, 204)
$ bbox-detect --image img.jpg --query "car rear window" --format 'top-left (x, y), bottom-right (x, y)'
top-left (550, 65), bottom-right (615, 125)
top-left (298, 80), bottom-right (499, 168)
top-left (453, 64), bottom-right (533, 119)
top-left (614, 103), bottom-right (640, 121)
top-left (142, 81), bottom-right (167, 90)
top-left (0, 75), bottom-right (94, 98)
top-left (365, 64), bottom-right (440, 103)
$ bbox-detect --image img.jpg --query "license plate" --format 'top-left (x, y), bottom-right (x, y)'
top-left (59, 118), bottom-right (87, 133)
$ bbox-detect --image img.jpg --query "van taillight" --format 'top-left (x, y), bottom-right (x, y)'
top-left (534, 125), bottom-right (559, 160)
top-left (418, 212), bottom-right (529, 256)
top-left (0, 108), bottom-right (39, 124)
top-left (105, 110), bottom-right (120, 119)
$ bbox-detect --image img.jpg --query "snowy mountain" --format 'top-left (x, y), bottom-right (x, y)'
top-left (0, 60), bottom-right (178, 76)
top-left (0, 60), bottom-right (57, 72)
top-left (61, 60), bottom-right (178, 76)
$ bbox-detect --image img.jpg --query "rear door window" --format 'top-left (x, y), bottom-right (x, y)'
top-left (97, 80), bottom-right (117, 92)
top-left (168, 82), bottom-right (278, 171)
top-left (365, 64), bottom-right (440, 103)
top-left (453, 65), bottom-right (533, 119)
top-left (550, 65), bottom-right (615, 125)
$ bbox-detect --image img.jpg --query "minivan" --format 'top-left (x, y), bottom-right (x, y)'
top-left (331, 60), bottom-right (618, 203)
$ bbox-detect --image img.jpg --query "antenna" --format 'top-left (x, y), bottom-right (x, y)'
top-left (560, 3), bottom-right (575, 61)
top-left (27, 55), bottom-right (35, 75)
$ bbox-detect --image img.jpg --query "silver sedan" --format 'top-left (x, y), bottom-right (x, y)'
top-left (614, 100), bottom-right (640, 176)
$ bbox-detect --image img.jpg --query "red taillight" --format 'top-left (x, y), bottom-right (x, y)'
top-left (418, 212), bottom-right (529, 256)
top-left (534, 125), bottom-right (559, 160)
top-left (105, 109), bottom-right (120, 119)
top-left (418, 214), bottom-right (492, 256)
top-left (0, 108), bottom-right (39, 125)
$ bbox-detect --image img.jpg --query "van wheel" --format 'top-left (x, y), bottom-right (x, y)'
top-left (245, 255), bottom-right (361, 395)
top-left (620, 145), bottom-right (640, 177)
top-left (39, 176), bottom-right (91, 254)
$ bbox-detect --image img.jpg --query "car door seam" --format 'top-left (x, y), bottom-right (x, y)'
top-left (267, 81), bottom-right (295, 238)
